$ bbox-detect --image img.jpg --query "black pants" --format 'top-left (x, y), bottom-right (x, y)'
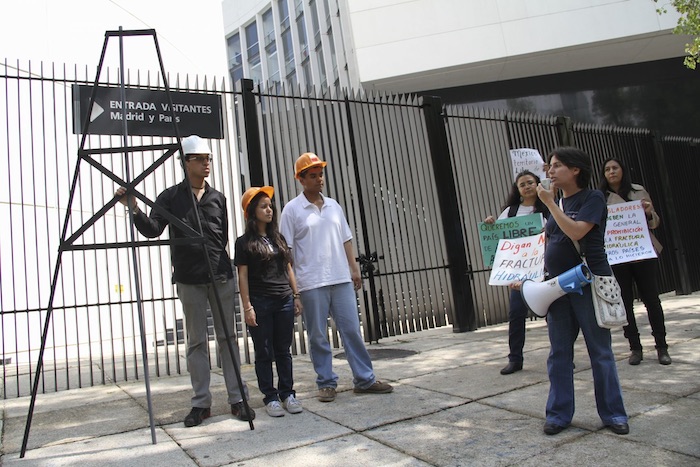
top-left (507, 289), bottom-right (528, 363)
top-left (612, 259), bottom-right (668, 351)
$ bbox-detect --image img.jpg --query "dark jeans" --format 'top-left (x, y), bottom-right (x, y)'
top-left (508, 289), bottom-right (528, 363)
top-left (612, 259), bottom-right (667, 351)
top-left (248, 294), bottom-right (296, 404)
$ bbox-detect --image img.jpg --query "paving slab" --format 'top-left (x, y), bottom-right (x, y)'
top-left (365, 401), bottom-right (589, 467)
top-left (620, 396), bottom-right (700, 458)
top-left (304, 384), bottom-right (465, 431)
top-left (164, 410), bottom-right (352, 466)
top-left (3, 397), bottom-right (148, 453)
top-left (401, 360), bottom-right (548, 400)
top-left (515, 430), bottom-right (700, 467)
top-left (480, 378), bottom-right (675, 432)
top-left (2, 428), bottom-right (195, 467)
top-left (230, 433), bottom-right (433, 467)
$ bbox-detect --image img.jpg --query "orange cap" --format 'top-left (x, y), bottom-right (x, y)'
top-left (294, 152), bottom-right (327, 179)
top-left (241, 186), bottom-right (274, 219)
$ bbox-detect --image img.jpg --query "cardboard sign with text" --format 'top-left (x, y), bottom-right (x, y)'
top-left (509, 148), bottom-right (546, 181)
top-left (478, 213), bottom-right (543, 267)
top-left (605, 200), bottom-right (657, 265)
top-left (489, 233), bottom-right (546, 285)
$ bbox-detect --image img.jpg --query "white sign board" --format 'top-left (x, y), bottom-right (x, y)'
top-left (489, 233), bottom-right (546, 285)
top-left (509, 148), bottom-right (546, 181)
top-left (605, 200), bottom-right (657, 265)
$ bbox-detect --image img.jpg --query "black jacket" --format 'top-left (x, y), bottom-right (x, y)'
top-left (133, 181), bottom-right (233, 284)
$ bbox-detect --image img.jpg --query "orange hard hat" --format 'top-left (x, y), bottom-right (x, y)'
top-left (294, 152), bottom-right (327, 179)
top-left (241, 186), bottom-right (274, 219)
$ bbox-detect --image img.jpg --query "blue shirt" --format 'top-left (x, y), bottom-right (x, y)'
top-left (545, 189), bottom-right (612, 277)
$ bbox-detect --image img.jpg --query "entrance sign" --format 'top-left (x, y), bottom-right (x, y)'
top-left (605, 200), bottom-right (657, 265)
top-left (72, 84), bottom-right (224, 138)
top-left (489, 233), bottom-right (546, 285)
top-left (478, 213), bottom-right (543, 267)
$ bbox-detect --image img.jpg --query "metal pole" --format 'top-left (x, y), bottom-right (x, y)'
top-left (118, 26), bottom-right (157, 445)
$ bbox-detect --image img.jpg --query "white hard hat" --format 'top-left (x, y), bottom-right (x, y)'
top-left (181, 135), bottom-right (211, 155)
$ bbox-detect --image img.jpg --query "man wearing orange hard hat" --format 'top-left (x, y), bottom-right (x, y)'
top-left (280, 152), bottom-right (393, 403)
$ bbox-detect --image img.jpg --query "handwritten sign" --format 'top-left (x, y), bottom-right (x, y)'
top-left (509, 148), bottom-right (546, 181)
top-left (478, 213), bottom-right (543, 267)
top-left (489, 233), bottom-right (546, 285)
top-left (605, 200), bottom-right (657, 265)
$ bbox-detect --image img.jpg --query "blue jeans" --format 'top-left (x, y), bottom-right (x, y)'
top-left (545, 287), bottom-right (628, 427)
top-left (300, 282), bottom-right (376, 389)
top-left (508, 289), bottom-right (528, 363)
top-left (248, 294), bottom-right (296, 404)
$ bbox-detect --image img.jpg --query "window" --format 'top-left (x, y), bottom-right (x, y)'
top-left (227, 33), bottom-right (244, 84)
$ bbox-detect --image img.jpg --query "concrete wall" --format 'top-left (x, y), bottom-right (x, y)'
top-left (347, 0), bottom-right (686, 92)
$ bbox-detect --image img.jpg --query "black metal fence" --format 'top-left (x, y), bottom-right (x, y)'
top-left (2, 62), bottom-right (698, 398)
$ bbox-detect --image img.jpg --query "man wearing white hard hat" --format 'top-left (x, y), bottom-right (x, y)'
top-left (115, 135), bottom-right (254, 427)
top-left (280, 152), bottom-right (393, 403)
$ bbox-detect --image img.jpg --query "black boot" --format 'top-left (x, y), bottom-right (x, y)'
top-left (500, 362), bottom-right (523, 375)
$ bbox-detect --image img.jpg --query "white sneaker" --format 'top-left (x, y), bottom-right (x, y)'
top-left (283, 394), bottom-right (303, 414)
top-left (265, 400), bottom-right (285, 417)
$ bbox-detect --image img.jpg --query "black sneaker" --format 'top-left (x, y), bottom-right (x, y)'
top-left (184, 407), bottom-right (210, 427)
top-left (231, 401), bottom-right (256, 421)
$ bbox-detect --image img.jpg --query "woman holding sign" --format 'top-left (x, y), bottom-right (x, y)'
top-left (485, 170), bottom-right (549, 375)
top-left (599, 158), bottom-right (671, 366)
top-left (536, 147), bottom-right (628, 436)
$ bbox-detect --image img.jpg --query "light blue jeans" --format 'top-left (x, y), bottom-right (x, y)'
top-left (545, 288), bottom-right (628, 427)
top-left (177, 279), bottom-right (249, 408)
top-left (300, 282), bottom-right (376, 389)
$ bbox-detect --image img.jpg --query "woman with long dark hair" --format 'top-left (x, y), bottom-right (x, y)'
top-left (536, 147), bottom-right (628, 436)
top-left (485, 170), bottom-right (549, 375)
top-left (599, 158), bottom-right (671, 365)
top-left (234, 186), bottom-right (303, 417)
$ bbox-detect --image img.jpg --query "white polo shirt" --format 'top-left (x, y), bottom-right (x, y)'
top-left (280, 193), bottom-right (353, 292)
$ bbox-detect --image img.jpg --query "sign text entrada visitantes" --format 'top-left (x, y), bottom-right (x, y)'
top-left (72, 85), bottom-right (224, 138)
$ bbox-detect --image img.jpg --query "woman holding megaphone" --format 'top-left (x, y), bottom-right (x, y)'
top-left (485, 170), bottom-right (549, 375)
top-left (535, 147), bottom-right (629, 437)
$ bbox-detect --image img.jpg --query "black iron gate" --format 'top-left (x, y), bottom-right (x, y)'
top-left (237, 82), bottom-right (476, 343)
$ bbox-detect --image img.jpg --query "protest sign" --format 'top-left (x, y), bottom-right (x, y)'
top-left (478, 213), bottom-right (543, 267)
top-left (509, 148), bottom-right (546, 180)
top-left (605, 200), bottom-right (657, 265)
top-left (488, 233), bottom-right (546, 285)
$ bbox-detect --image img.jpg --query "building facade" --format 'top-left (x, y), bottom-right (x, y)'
top-left (223, 1), bottom-right (698, 135)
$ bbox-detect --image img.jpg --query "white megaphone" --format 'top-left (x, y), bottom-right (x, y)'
top-left (521, 264), bottom-right (592, 317)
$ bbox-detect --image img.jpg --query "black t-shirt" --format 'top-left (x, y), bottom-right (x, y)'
top-left (233, 232), bottom-right (292, 297)
top-left (545, 189), bottom-right (612, 277)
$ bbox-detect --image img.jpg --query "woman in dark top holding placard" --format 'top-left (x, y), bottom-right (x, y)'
top-left (484, 170), bottom-right (549, 375)
top-left (537, 147), bottom-right (628, 436)
top-left (599, 158), bottom-right (671, 366)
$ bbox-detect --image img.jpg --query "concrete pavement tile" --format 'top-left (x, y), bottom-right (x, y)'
top-left (302, 384), bottom-right (464, 431)
top-left (401, 360), bottom-right (547, 400)
top-left (3, 397), bottom-right (150, 453)
top-left (1, 363), bottom-right (104, 399)
top-left (164, 410), bottom-right (352, 466)
top-left (2, 383), bottom-right (130, 418)
top-left (365, 402), bottom-right (588, 467)
top-left (225, 433), bottom-right (433, 467)
top-left (515, 430), bottom-right (700, 467)
top-left (616, 359), bottom-right (700, 397)
top-left (3, 427), bottom-right (196, 467)
top-left (480, 379), bottom-right (674, 432)
top-left (617, 396), bottom-right (700, 458)
top-left (659, 338), bottom-right (700, 365)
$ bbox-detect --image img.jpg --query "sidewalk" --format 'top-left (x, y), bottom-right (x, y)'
top-left (2, 292), bottom-right (699, 466)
